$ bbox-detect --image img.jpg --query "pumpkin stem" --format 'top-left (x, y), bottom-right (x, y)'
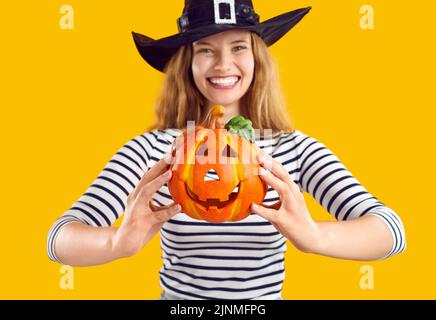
top-left (202, 105), bottom-right (225, 129)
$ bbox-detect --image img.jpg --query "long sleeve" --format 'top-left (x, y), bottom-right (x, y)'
top-left (46, 131), bottom-right (158, 263)
top-left (295, 132), bottom-right (406, 259)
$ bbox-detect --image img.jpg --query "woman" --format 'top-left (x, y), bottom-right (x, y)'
top-left (47, 0), bottom-right (406, 300)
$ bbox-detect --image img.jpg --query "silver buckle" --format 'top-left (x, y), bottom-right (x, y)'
top-left (213, 0), bottom-right (236, 24)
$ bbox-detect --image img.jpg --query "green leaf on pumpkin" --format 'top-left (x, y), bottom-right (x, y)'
top-left (225, 115), bottom-right (255, 143)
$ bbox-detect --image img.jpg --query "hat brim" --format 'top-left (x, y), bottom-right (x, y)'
top-left (132, 6), bottom-right (311, 72)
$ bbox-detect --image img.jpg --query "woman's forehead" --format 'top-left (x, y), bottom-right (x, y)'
top-left (193, 29), bottom-right (250, 46)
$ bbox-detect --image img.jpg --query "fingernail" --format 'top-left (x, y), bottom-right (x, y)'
top-left (163, 170), bottom-right (171, 178)
top-left (251, 203), bottom-right (258, 209)
top-left (259, 167), bottom-right (268, 176)
top-left (175, 204), bottom-right (181, 211)
top-left (164, 153), bottom-right (172, 164)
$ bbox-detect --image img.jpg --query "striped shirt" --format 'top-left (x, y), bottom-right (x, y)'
top-left (47, 128), bottom-right (406, 300)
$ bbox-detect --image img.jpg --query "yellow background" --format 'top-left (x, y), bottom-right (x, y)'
top-left (1, 0), bottom-right (434, 299)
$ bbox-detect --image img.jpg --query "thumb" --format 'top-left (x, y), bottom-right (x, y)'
top-left (152, 203), bottom-right (182, 223)
top-left (150, 201), bottom-right (176, 212)
top-left (251, 203), bottom-right (275, 222)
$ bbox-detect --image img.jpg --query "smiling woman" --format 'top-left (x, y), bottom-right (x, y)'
top-left (191, 30), bottom-right (255, 122)
top-left (46, 0), bottom-right (406, 301)
top-left (147, 27), bottom-right (292, 134)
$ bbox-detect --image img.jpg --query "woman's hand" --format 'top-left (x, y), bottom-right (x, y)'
top-left (250, 150), bottom-right (321, 253)
top-left (111, 153), bottom-right (181, 258)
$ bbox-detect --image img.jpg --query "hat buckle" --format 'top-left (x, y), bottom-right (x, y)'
top-left (214, 0), bottom-right (237, 25)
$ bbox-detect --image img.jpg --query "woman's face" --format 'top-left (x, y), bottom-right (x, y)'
top-left (191, 29), bottom-right (254, 109)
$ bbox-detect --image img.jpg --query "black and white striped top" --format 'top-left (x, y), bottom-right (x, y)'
top-left (47, 128), bottom-right (406, 299)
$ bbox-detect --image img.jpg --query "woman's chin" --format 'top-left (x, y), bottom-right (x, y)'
top-left (207, 96), bottom-right (242, 108)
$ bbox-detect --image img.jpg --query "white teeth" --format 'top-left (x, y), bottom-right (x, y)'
top-left (209, 76), bottom-right (239, 85)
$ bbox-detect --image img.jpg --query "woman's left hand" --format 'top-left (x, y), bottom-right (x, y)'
top-left (251, 150), bottom-right (322, 253)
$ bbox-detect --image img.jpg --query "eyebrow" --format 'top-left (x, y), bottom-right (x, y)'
top-left (193, 39), bottom-right (248, 46)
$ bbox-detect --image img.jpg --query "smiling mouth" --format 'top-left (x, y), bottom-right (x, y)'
top-left (185, 182), bottom-right (240, 209)
top-left (206, 76), bottom-right (241, 88)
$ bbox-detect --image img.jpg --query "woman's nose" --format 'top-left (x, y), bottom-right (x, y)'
top-left (213, 51), bottom-right (232, 72)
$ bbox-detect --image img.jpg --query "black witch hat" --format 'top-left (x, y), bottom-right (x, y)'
top-left (132, 0), bottom-right (311, 72)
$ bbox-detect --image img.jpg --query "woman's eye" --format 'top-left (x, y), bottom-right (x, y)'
top-left (197, 46), bottom-right (246, 54)
top-left (198, 48), bottom-right (212, 54)
top-left (233, 46), bottom-right (247, 52)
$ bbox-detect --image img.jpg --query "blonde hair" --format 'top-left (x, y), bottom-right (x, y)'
top-left (147, 31), bottom-right (293, 135)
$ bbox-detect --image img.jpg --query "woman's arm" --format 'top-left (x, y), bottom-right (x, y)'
top-left (294, 133), bottom-right (406, 260)
top-left (49, 153), bottom-right (179, 267)
top-left (310, 214), bottom-right (394, 260)
top-left (46, 132), bottom-right (178, 266)
top-left (53, 222), bottom-right (119, 266)
top-left (251, 132), bottom-right (406, 261)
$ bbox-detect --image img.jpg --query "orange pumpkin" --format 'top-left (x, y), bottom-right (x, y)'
top-left (168, 105), bottom-right (267, 223)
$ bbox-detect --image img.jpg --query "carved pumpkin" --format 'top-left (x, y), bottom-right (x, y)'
top-left (168, 105), bottom-right (267, 223)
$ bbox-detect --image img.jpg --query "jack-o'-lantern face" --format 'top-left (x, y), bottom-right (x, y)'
top-left (168, 105), bottom-right (267, 223)
top-left (185, 135), bottom-right (240, 207)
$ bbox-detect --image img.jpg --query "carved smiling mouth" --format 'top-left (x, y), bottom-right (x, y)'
top-left (185, 182), bottom-right (240, 209)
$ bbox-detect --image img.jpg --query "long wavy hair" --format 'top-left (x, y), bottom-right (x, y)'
top-left (147, 31), bottom-right (293, 135)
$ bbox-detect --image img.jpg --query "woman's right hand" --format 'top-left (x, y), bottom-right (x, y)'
top-left (111, 153), bottom-right (181, 258)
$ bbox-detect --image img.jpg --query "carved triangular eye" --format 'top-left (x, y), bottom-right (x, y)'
top-left (222, 144), bottom-right (238, 158)
top-left (197, 143), bottom-right (208, 156)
